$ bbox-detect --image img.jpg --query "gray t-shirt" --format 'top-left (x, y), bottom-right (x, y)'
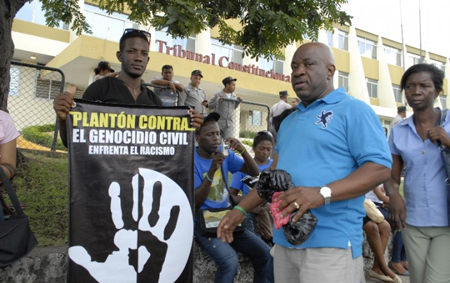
top-left (178, 83), bottom-right (207, 113)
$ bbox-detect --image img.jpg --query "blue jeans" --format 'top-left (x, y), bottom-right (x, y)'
top-left (244, 212), bottom-right (258, 236)
top-left (194, 224), bottom-right (273, 283)
top-left (378, 206), bottom-right (407, 262)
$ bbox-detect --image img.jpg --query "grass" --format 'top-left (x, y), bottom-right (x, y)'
top-left (239, 130), bottom-right (257, 139)
top-left (241, 139), bottom-right (253, 147)
top-left (8, 150), bottom-right (69, 247)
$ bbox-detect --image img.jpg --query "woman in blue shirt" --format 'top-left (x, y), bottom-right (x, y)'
top-left (385, 63), bottom-right (450, 283)
top-left (230, 131), bottom-right (274, 241)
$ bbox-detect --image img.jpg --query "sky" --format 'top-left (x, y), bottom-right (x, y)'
top-left (342, 0), bottom-right (450, 58)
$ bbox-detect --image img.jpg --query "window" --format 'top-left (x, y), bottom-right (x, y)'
top-left (9, 65), bottom-right (20, 97)
top-left (326, 30), bottom-right (333, 47)
top-left (211, 38), bottom-right (243, 65)
top-left (440, 95), bottom-right (447, 109)
top-left (15, 0), bottom-right (68, 29)
top-left (259, 57), bottom-right (274, 70)
top-left (273, 60), bottom-right (284, 74)
top-left (35, 70), bottom-right (62, 99)
top-left (366, 78), bottom-right (378, 98)
top-left (338, 71), bottom-right (349, 92)
top-left (384, 46), bottom-right (402, 66)
top-left (430, 59), bottom-right (445, 72)
top-left (258, 56), bottom-right (284, 73)
top-left (248, 110), bottom-right (262, 126)
top-left (75, 88), bottom-right (85, 99)
top-left (338, 30), bottom-right (348, 51)
top-left (84, 4), bottom-right (138, 42)
top-left (358, 37), bottom-right (377, 59)
top-left (406, 53), bottom-right (422, 67)
top-left (393, 84), bottom-right (402, 103)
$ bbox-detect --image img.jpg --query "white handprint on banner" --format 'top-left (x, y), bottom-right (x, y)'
top-left (69, 168), bottom-right (193, 283)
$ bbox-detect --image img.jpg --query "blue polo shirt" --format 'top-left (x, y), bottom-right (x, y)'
top-left (389, 111), bottom-right (450, 227)
top-left (274, 87), bottom-right (392, 258)
top-left (194, 147), bottom-right (244, 210)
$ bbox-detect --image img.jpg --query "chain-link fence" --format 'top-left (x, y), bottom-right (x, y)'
top-left (236, 100), bottom-right (270, 139)
top-left (140, 87), bottom-right (271, 145)
top-left (8, 61), bottom-right (65, 151)
top-left (208, 98), bottom-right (270, 146)
top-left (7, 63), bottom-right (270, 151)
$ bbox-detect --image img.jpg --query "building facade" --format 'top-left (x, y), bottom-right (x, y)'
top-left (9, 0), bottom-right (450, 134)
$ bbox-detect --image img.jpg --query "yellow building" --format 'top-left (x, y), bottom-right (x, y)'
top-left (9, 0), bottom-right (450, 133)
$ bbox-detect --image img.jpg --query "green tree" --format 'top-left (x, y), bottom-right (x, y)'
top-left (0, 0), bottom-right (351, 111)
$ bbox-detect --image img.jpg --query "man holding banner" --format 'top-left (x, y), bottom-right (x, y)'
top-left (53, 28), bottom-right (203, 145)
top-left (53, 29), bottom-right (203, 283)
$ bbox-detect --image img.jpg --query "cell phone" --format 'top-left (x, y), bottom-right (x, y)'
top-left (241, 176), bottom-right (259, 188)
top-left (222, 143), bottom-right (229, 157)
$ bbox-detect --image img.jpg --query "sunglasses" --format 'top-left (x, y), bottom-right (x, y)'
top-left (123, 28), bottom-right (152, 40)
top-left (256, 131), bottom-right (273, 137)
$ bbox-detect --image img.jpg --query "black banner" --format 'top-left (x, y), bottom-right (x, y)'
top-left (66, 100), bottom-right (194, 283)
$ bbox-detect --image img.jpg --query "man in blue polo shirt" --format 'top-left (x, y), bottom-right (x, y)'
top-left (218, 42), bottom-right (392, 282)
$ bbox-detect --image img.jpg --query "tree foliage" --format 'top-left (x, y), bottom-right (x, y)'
top-left (0, 0), bottom-right (351, 110)
top-left (41, 0), bottom-right (351, 60)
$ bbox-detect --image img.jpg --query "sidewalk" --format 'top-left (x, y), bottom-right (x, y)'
top-left (367, 274), bottom-right (410, 283)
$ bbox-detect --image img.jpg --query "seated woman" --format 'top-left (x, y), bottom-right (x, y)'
top-left (364, 194), bottom-right (402, 283)
top-left (367, 185), bottom-right (409, 276)
top-left (230, 131), bottom-right (274, 242)
top-left (0, 110), bottom-right (20, 221)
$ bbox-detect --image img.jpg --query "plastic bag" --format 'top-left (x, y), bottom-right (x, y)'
top-left (256, 168), bottom-right (294, 202)
top-left (256, 168), bottom-right (317, 245)
top-left (284, 210), bottom-right (318, 245)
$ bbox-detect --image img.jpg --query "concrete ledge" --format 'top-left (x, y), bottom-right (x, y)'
top-left (0, 247), bottom-right (67, 283)
top-left (0, 233), bottom-right (393, 283)
top-left (0, 245), bottom-right (253, 283)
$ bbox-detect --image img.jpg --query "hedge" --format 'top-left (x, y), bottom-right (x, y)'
top-left (22, 124), bottom-right (65, 150)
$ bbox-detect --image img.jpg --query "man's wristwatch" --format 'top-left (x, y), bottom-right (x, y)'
top-left (320, 186), bottom-right (332, 205)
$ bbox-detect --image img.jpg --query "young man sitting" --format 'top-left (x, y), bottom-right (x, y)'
top-left (194, 113), bottom-right (273, 283)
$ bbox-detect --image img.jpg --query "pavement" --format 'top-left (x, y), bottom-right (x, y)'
top-left (366, 273), bottom-right (410, 283)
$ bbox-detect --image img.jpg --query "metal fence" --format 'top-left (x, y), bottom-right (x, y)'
top-left (143, 83), bottom-right (178, 106)
top-left (7, 62), bottom-right (270, 151)
top-left (141, 86), bottom-right (271, 144)
top-left (8, 61), bottom-right (65, 151)
top-left (212, 98), bottom-right (271, 143)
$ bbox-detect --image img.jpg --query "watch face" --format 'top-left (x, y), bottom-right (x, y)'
top-left (321, 187), bottom-right (331, 197)
top-left (320, 187), bottom-right (331, 205)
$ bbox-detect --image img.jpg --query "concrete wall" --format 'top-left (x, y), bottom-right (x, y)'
top-left (0, 235), bottom-right (393, 282)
